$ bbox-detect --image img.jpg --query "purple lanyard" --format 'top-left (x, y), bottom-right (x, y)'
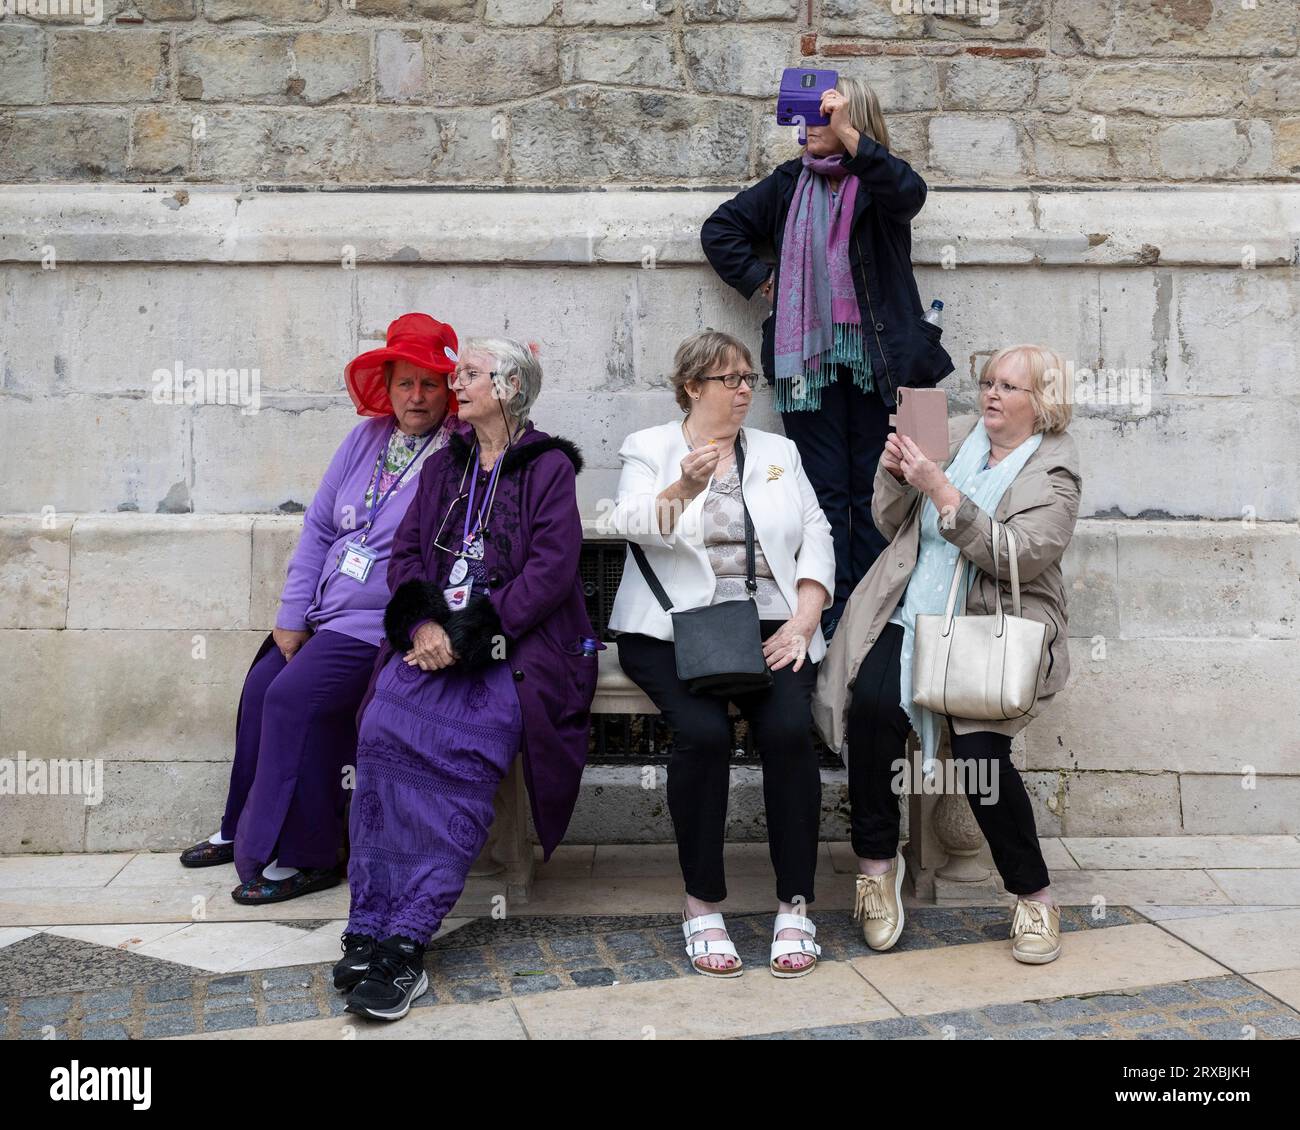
top-left (361, 424), bottom-right (432, 542)
top-left (461, 439), bottom-right (506, 553)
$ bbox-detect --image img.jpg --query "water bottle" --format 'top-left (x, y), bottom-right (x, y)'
top-left (922, 299), bottom-right (944, 328)
top-left (581, 637), bottom-right (599, 658)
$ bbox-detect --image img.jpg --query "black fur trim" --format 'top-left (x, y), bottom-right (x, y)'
top-left (501, 435), bottom-right (584, 476)
top-left (449, 430), bottom-right (584, 477)
top-left (448, 430), bottom-right (473, 464)
top-left (384, 579), bottom-right (450, 653)
top-left (443, 592), bottom-right (506, 671)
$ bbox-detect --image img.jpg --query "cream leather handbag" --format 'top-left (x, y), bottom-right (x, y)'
top-left (912, 518), bottom-right (1047, 720)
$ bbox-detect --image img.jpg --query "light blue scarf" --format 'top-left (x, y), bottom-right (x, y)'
top-left (890, 419), bottom-right (1043, 774)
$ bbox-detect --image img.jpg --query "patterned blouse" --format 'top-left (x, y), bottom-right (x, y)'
top-left (702, 461), bottom-right (792, 619)
top-left (364, 416), bottom-right (455, 509)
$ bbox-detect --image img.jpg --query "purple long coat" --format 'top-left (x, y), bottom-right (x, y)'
top-left (356, 421), bottom-right (600, 859)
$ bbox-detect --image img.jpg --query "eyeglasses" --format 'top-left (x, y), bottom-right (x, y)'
top-left (978, 379), bottom-right (1031, 396)
top-left (431, 490), bottom-right (488, 559)
top-left (449, 367), bottom-right (498, 389)
top-left (700, 372), bottom-right (759, 390)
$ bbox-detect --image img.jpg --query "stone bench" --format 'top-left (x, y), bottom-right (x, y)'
top-left (465, 640), bottom-right (648, 908)
top-left (473, 556), bottom-right (1006, 908)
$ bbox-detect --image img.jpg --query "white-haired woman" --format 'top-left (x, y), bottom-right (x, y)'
top-left (702, 76), bottom-right (954, 642)
top-left (814, 345), bottom-right (1082, 965)
top-left (337, 338), bottom-right (600, 1021)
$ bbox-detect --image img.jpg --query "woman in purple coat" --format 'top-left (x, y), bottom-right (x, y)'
top-left (337, 337), bottom-right (600, 1022)
top-left (177, 313), bottom-right (461, 905)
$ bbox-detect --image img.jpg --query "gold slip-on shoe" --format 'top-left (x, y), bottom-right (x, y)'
top-left (1010, 897), bottom-right (1062, 964)
top-left (853, 851), bottom-right (905, 952)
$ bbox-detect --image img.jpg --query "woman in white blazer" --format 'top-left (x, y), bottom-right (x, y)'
top-left (602, 331), bottom-right (835, 980)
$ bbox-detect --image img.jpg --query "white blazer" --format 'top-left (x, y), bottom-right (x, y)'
top-left (600, 421), bottom-right (837, 664)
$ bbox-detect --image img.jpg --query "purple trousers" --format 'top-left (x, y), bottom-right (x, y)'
top-left (222, 628), bottom-right (378, 884)
top-left (345, 652), bottom-right (522, 944)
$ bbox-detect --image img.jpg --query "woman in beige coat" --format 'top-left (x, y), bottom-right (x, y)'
top-left (812, 344), bottom-right (1082, 964)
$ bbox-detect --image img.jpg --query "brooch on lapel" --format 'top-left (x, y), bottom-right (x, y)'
top-left (767, 465), bottom-right (784, 482)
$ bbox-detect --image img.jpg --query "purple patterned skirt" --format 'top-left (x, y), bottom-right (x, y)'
top-left (345, 651), bottom-right (522, 944)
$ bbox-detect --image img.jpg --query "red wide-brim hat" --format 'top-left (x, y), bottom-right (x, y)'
top-left (344, 312), bottom-right (460, 418)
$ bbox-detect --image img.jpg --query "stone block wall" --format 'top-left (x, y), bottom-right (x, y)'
top-left (1, 1), bottom-right (1298, 851)
top-left (2, 0), bottom-right (1299, 185)
top-left (1, 185), bottom-right (1296, 851)
top-left (2, 509), bottom-right (1297, 852)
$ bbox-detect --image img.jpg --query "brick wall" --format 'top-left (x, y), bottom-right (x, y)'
top-left (1, 0), bottom-right (1298, 185)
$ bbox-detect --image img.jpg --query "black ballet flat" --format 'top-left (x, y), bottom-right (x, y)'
top-left (230, 866), bottom-right (342, 905)
top-left (179, 839), bottom-right (235, 868)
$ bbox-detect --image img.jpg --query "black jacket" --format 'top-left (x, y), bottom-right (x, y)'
top-left (700, 133), bottom-right (954, 409)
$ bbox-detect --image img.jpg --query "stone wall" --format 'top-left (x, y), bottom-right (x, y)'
top-left (0, 185), bottom-right (1296, 852)
top-left (4, 512), bottom-right (1296, 852)
top-left (2, 1), bottom-right (1299, 186)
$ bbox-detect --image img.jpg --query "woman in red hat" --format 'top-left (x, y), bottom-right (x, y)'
top-left (176, 313), bottom-right (462, 905)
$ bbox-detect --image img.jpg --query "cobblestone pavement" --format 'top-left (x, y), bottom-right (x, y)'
top-left (4, 905), bottom-right (1297, 1040)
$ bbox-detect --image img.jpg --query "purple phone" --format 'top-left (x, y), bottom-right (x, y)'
top-left (777, 68), bottom-right (839, 128)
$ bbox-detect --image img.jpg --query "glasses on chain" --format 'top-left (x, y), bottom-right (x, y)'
top-left (431, 491), bottom-right (484, 559)
top-left (449, 366), bottom-right (499, 390)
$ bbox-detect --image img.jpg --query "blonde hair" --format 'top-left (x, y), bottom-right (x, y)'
top-left (836, 76), bottom-right (890, 151)
top-left (669, 330), bottom-right (754, 413)
top-left (980, 345), bottom-right (1073, 435)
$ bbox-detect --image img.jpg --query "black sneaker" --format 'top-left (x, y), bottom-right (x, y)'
top-left (332, 932), bottom-right (376, 992)
top-left (344, 936), bottom-right (428, 1021)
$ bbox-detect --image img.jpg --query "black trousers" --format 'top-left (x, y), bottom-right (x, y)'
top-left (846, 622), bottom-right (1051, 896)
top-left (781, 364), bottom-right (892, 639)
top-left (616, 621), bottom-right (821, 905)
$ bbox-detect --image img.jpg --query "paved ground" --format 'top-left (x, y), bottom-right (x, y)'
top-left (2, 837), bottom-right (1299, 1040)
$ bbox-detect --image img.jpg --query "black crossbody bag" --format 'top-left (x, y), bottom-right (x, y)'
top-left (628, 433), bottom-right (773, 696)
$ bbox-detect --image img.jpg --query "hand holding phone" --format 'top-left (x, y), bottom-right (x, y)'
top-left (777, 68), bottom-right (838, 127)
top-left (881, 433), bottom-right (906, 481)
top-left (887, 387), bottom-right (949, 462)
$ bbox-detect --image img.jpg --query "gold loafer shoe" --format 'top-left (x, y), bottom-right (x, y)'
top-left (1010, 897), bottom-right (1062, 964)
top-left (853, 851), bottom-right (905, 952)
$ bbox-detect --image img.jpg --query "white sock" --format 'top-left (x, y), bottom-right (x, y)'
top-left (261, 860), bottom-right (300, 881)
top-left (208, 832), bottom-right (232, 845)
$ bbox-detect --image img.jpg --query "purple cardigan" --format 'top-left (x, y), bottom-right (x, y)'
top-left (275, 414), bottom-right (453, 646)
top-left (360, 421), bottom-right (601, 859)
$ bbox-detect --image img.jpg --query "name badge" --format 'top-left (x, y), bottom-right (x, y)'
top-left (338, 540), bottom-right (378, 583)
top-left (443, 579), bottom-right (473, 612)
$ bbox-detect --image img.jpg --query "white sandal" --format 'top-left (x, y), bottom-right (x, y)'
top-left (770, 913), bottom-right (821, 978)
top-left (681, 912), bottom-right (744, 978)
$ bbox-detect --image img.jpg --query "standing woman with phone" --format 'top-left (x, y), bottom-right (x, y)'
top-left (702, 76), bottom-right (954, 640)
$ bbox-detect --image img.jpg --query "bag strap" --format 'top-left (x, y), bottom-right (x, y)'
top-left (1004, 524), bottom-right (1022, 618)
top-left (940, 515), bottom-right (1024, 637)
top-left (629, 540), bottom-right (674, 614)
top-left (629, 430), bottom-right (756, 611)
top-left (987, 516), bottom-right (1027, 623)
top-left (736, 432), bottom-right (757, 596)
top-left (940, 546), bottom-right (972, 636)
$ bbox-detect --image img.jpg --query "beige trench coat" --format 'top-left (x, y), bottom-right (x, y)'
top-left (812, 414), bottom-right (1083, 753)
